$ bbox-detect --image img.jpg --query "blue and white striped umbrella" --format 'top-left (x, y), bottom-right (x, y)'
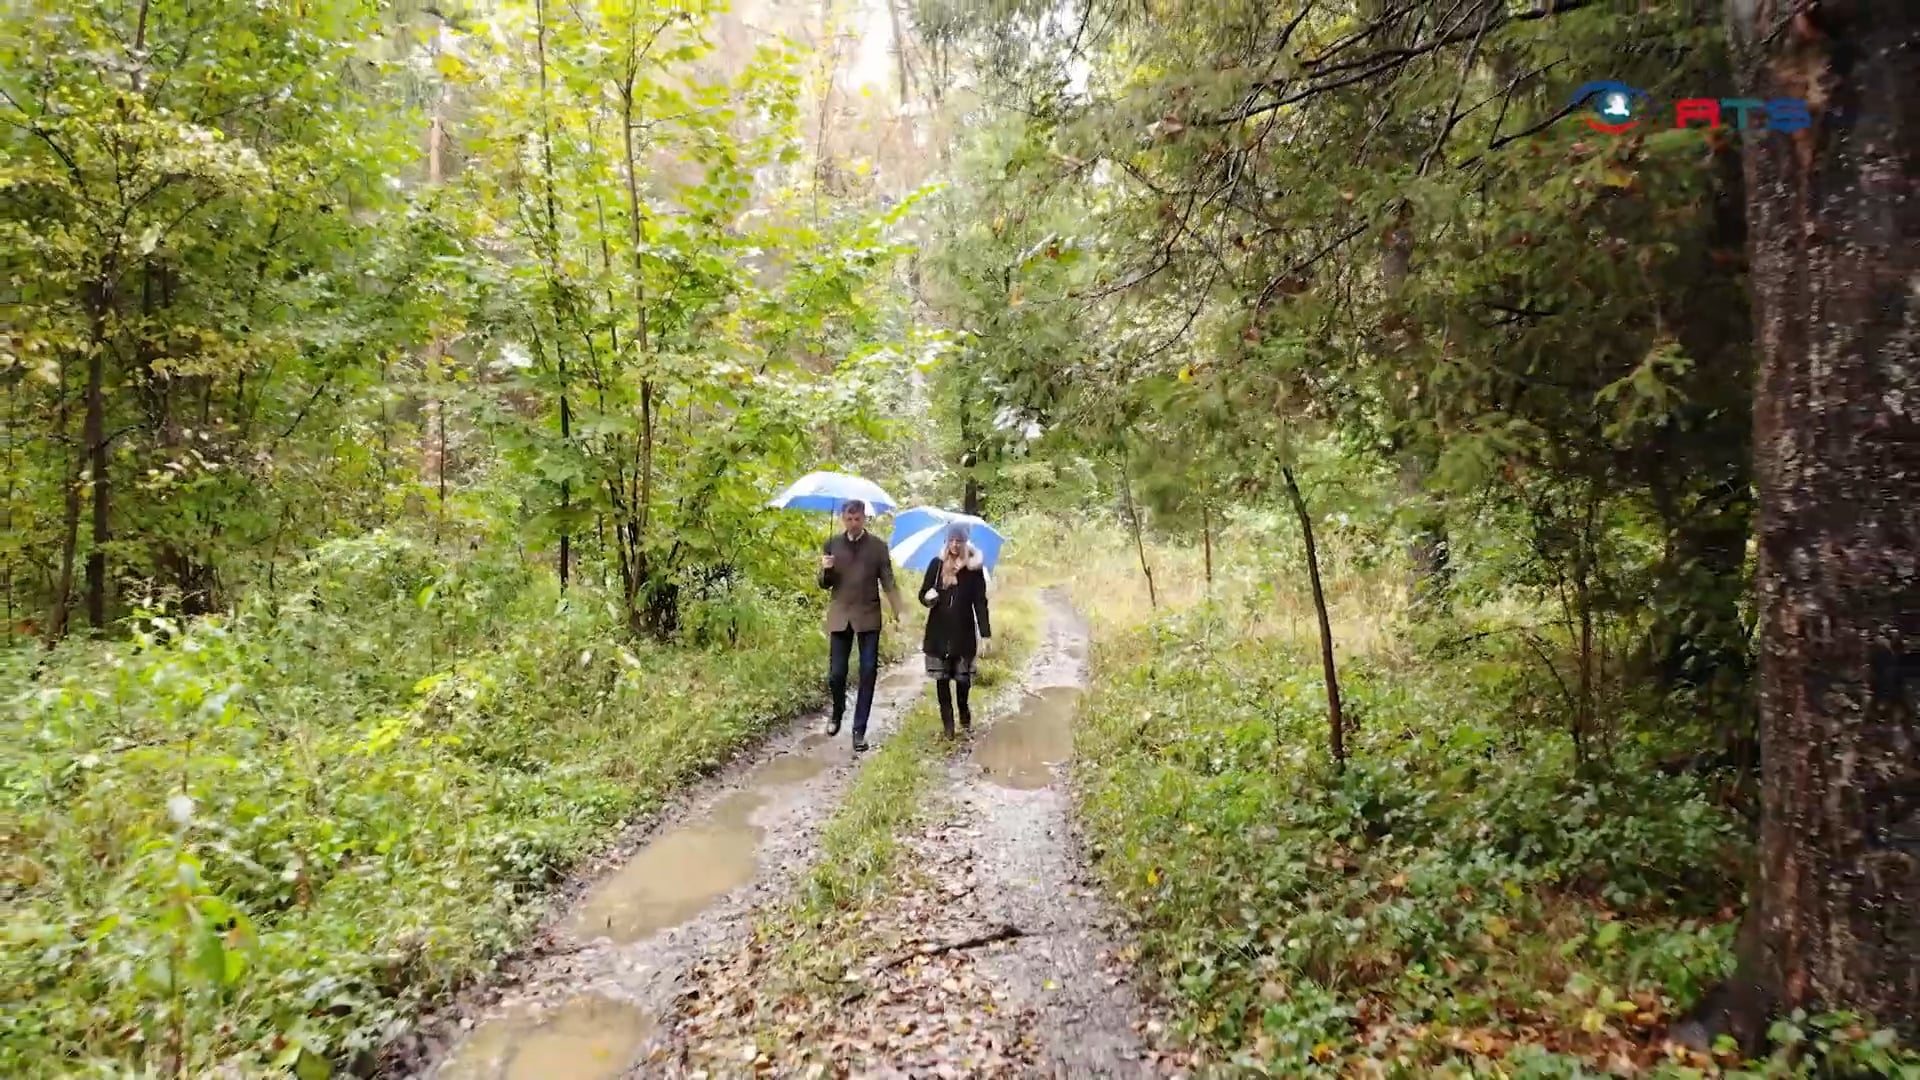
top-left (767, 471), bottom-right (898, 515)
top-left (888, 507), bottom-right (1005, 573)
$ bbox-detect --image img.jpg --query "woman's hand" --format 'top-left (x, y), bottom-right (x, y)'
top-left (979, 636), bottom-right (992, 658)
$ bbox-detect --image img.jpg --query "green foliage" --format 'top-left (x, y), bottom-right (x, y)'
top-left (1, 0), bottom-right (929, 642)
top-left (0, 0), bottom-right (432, 633)
top-left (435, 0), bottom-right (931, 635)
top-left (913, 0), bottom-right (1758, 738)
top-left (1075, 604), bottom-right (1754, 1075)
top-left (914, 115), bottom-right (1106, 515)
top-left (1, 533), bottom-right (826, 1075)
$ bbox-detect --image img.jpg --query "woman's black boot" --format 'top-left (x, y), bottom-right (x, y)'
top-left (956, 681), bottom-right (973, 731)
top-left (936, 679), bottom-right (956, 737)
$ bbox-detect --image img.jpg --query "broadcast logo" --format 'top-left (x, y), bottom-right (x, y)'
top-left (1569, 80), bottom-right (1812, 135)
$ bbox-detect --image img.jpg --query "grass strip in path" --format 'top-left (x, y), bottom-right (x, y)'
top-left (657, 588), bottom-right (1045, 1070)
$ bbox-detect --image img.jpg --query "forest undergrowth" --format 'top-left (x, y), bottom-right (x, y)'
top-left (1, 531), bottom-right (861, 1076)
top-left (1027, 519), bottom-right (1917, 1079)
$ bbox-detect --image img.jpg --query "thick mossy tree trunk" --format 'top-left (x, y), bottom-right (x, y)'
top-left (1718, 0), bottom-right (1918, 1043)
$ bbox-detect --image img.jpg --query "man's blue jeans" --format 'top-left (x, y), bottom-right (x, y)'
top-left (828, 628), bottom-right (881, 742)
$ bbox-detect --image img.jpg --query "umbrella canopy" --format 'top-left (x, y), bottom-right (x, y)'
top-left (888, 506), bottom-right (1006, 573)
top-left (768, 471), bottom-right (898, 515)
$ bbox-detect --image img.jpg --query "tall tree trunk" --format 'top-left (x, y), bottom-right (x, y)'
top-left (1398, 452), bottom-right (1449, 604)
top-left (82, 281), bottom-right (111, 631)
top-left (1202, 495), bottom-right (1214, 594)
top-left (1718, 0), bottom-right (1919, 1043)
top-left (622, 68), bottom-right (660, 636)
top-left (426, 46), bottom-right (450, 540)
top-left (1284, 465), bottom-right (1344, 773)
top-left (958, 386), bottom-right (983, 516)
top-left (885, 0), bottom-right (913, 104)
top-left (49, 350), bottom-right (82, 642)
top-left (534, 0), bottom-right (570, 590)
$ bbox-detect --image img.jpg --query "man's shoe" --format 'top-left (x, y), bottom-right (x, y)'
top-left (852, 741), bottom-right (870, 754)
top-left (827, 716), bottom-right (842, 736)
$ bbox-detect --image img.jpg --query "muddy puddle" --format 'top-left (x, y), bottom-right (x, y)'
top-left (437, 995), bottom-right (652, 1080)
top-left (567, 791), bottom-right (766, 943)
top-left (567, 744), bottom-right (832, 944)
top-left (748, 752), bottom-right (829, 786)
top-left (407, 654), bottom-right (938, 1080)
top-left (971, 686), bottom-right (1081, 790)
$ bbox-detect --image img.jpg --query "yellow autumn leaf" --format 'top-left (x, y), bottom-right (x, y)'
top-left (1484, 915), bottom-right (1509, 939)
top-left (1178, 365), bottom-right (1193, 382)
top-left (1146, 867), bottom-right (1161, 886)
top-left (1603, 165), bottom-right (1635, 188)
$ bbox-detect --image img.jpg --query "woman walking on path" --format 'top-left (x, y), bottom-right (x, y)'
top-left (919, 523), bottom-right (992, 737)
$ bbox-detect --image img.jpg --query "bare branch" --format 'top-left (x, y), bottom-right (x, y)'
top-left (1197, 0), bottom-right (1594, 128)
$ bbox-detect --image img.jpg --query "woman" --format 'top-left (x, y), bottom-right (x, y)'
top-left (919, 522), bottom-right (992, 737)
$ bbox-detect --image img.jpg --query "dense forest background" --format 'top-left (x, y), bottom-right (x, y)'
top-left (3, 0), bottom-right (1913, 1076)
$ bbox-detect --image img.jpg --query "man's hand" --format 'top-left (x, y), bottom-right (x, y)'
top-left (820, 554), bottom-right (836, 571)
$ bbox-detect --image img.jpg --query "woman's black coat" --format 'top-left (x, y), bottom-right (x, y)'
top-left (919, 547), bottom-right (991, 659)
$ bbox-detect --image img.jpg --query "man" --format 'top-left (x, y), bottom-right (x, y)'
top-left (818, 499), bottom-right (904, 752)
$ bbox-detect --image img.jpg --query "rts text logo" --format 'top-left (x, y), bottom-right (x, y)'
top-left (1570, 80), bottom-right (1812, 135)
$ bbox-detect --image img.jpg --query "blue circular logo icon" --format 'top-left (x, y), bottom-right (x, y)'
top-left (1569, 80), bottom-right (1650, 133)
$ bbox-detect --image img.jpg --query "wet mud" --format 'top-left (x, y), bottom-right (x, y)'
top-left (436, 995), bottom-right (652, 1080)
top-left (950, 590), bottom-right (1164, 1075)
top-left (386, 657), bottom-right (927, 1078)
top-left (565, 792), bottom-right (765, 944)
top-left (660, 590), bottom-right (1174, 1075)
top-left (971, 685), bottom-right (1081, 790)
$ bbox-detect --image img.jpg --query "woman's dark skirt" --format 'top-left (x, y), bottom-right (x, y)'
top-left (925, 653), bottom-right (977, 683)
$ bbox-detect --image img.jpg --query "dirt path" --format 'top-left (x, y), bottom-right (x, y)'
top-left (658, 589), bottom-right (1180, 1077)
top-left (385, 653), bottom-right (931, 1080)
top-left (943, 592), bottom-right (1167, 1076)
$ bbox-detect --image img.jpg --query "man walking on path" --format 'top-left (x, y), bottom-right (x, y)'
top-left (819, 499), bottom-right (904, 752)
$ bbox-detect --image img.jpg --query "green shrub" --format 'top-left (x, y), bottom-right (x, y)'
top-left (1, 533), bottom-right (824, 1076)
top-left (1074, 606), bottom-right (1757, 1075)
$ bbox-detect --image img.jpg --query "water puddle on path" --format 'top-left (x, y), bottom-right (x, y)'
top-left (565, 731), bottom-right (841, 944)
top-left (567, 791), bottom-right (766, 943)
top-left (749, 752), bottom-right (828, 787)
top-left (878, 667), bottom-right (924, 695)
top-left (971, 686), bottom-right (1081, 790)
top-left (443, 733), bottom-right (845, 1076)
top-left (437, 995), bottom-right (652, 1080)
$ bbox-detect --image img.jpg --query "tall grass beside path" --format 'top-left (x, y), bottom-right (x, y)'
top-left (2, 532), bottom-right (838, 1077)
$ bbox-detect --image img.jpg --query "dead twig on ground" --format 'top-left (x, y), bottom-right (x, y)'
top-left (884, 923), bottom-right (1025, 970)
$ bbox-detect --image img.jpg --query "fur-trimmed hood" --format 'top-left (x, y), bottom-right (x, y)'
top-left (939, 543), bottom-right (984, 573)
